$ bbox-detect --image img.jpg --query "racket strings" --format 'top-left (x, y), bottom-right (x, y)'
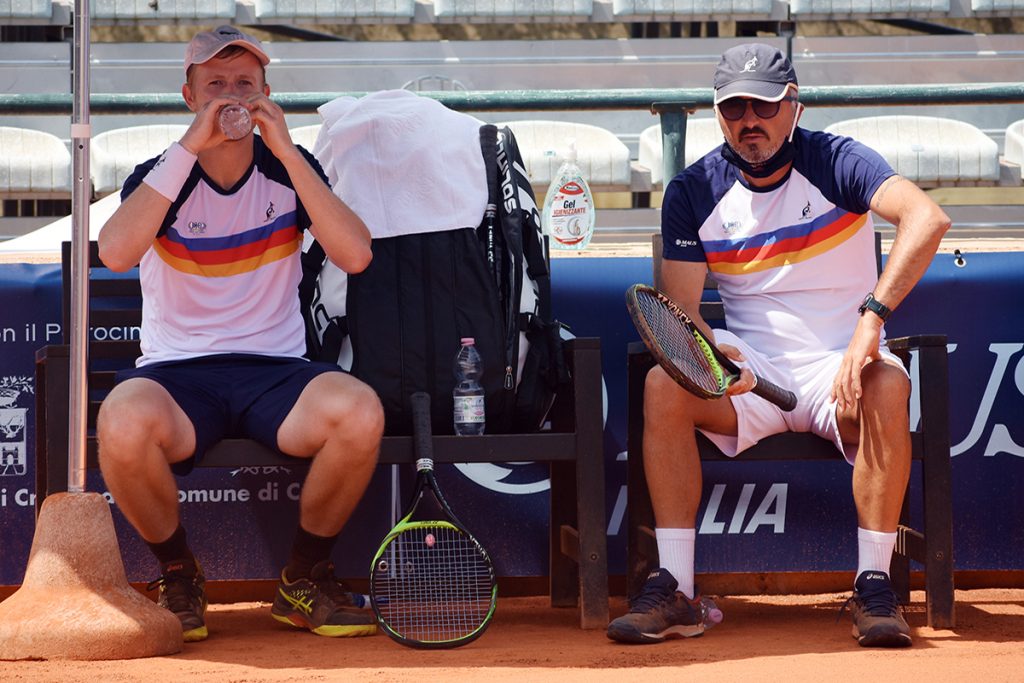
top-left (372, 524), bottom-right (494, 643)
top-left (636, 290), bottom-right (724, 392)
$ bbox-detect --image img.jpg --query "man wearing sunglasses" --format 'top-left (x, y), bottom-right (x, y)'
top-left (608, 44), bottom-right (950, 648)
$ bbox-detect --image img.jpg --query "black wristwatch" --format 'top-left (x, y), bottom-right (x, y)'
top-left (858, 292), bottom-right (891, 322)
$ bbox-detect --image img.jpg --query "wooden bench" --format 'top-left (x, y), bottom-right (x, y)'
top-left (35, 241), bottom-right (609, 629)
top-left (625, 234), bottom-right (955, 628)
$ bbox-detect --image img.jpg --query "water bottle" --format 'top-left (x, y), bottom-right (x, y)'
top-left (453, 337), bottom-right (486, 436)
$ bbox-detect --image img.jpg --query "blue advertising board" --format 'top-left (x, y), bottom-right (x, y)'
top-left (0, 251), bottom-right (1021, 585)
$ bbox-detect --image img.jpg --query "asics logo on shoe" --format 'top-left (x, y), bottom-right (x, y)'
top-left (864, 572), bottom-right (887, 581)
top-left (165, 562), bottom-right (185, 573)
top-left (279, 589), bottom-right (314, 616)
top-left (646, 570), bottom-right (662, 580)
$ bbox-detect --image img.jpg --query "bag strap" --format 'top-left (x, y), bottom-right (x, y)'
top-left (497, 126), bottom-right (553, 323)
top-left (298, 239), bottom-right (328, 359)
top-left (479, 124), bottom-right (502, 294)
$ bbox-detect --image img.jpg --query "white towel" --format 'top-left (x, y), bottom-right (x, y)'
top-left (314, 90), bottom-right (488, 239)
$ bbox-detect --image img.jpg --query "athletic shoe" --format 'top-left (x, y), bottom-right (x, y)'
top-left (271, 560), bottom-right (377, 637)
top-left (607, 568), bottom-right (723, 644)
top-left (147, 558), bottom-right (208, 642)
top-left (846, 570), bottom-right (912, 648)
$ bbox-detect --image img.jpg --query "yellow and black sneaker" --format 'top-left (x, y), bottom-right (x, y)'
top-left (147, 558), bottom-right (209, 642)
top-left (271, 560), bottom-right (377, 638)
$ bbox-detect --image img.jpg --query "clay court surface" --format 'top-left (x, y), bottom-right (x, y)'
top-left (5, 588), bottom-right (1023, 682)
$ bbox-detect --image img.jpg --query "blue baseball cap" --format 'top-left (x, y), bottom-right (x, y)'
top-left (713, 44), bottom-right (798, 104)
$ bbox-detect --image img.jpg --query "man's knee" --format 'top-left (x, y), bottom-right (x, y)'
top-left (97, 388), bottom-right (176, 469)
top-left (861, 362), bottom-right (911, 414)
top-left (309, 374), bottom-right (385, 444)
top-left (645, 365), bottom-right (687, 412)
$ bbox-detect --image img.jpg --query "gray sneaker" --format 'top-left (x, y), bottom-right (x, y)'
top-left (846, 571), bottom-right (912, 648)
top-left (607, 568), bottom-right (723, 644)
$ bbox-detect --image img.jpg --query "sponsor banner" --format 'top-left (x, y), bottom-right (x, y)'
top-left (0, 253), bottom-right (1021, 584)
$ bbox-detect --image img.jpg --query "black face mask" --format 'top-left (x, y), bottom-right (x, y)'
top-left (720, 138), bottom-right (796, 179)
top-left (719, 101), bottom-right (803, 179)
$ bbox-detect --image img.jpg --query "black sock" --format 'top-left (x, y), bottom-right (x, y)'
top-left (285, 526), bottom-right (338, 582)
top-left (147, 524), bottom-right (196, 573)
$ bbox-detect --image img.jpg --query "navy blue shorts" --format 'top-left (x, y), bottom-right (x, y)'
top-left (115, 354), bottom-right (344, 475)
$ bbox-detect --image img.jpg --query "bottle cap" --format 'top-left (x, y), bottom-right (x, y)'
top-left (566, 138), bottom-right (577, 163)
top-left (460, 337), bottom-right (475, 345)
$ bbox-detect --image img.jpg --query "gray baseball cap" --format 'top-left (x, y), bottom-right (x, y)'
top-left (713, 44), bottom-right (798, 104)
top-left (184, 25), bottom-right (270, 74)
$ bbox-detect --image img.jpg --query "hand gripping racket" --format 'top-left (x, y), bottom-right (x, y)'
top-left (626, 284), bottom-right (798, 412)
top-left (369, 391), bottom-right (498, 648)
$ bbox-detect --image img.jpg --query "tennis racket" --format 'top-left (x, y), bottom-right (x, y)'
top-left (369, 391), bottom-right (498, 649)
top-left (625, 283), bottom-right (798, 412)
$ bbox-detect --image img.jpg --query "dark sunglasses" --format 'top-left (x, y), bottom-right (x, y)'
top-left (717, 97), bottom-right (797, 122)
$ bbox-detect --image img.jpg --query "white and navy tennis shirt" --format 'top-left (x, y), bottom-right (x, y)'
top-left (662, 128), bottom-right (896, 361)
top-left (121, 136), bottom-right (323, 366)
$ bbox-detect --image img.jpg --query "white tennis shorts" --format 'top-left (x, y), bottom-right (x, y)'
top-left (699, 329), bottom-right (909, 465)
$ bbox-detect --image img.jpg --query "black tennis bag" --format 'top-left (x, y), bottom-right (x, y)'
top-left (300, 124), bottom-right (568, 436)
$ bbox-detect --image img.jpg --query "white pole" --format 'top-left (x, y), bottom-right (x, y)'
top-left (68, 0), bottom-right (91, 492)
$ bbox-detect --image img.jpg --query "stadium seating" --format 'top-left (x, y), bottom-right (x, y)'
top-left (0, 126), bottom-right (71, 199)
top-left (91, 0), bottom-right (236, 22)
top-left (91, 124), bottom-right (188, 196)
top-left (4, 0), bottom-right (1024, 24)
top-left (1005, 118), bottom-right (1024, 169)
top-left (789, 0), bottom-right (951, 18)
top-left (970, 0), bottom-right (1024, 14)
top-left (611, 0), bottom-right (781, 20)
top-left (499, 120), bottom-right (633, 192)
top-left (0, 0), bottom-right (52, 20)
top-left (289, 123), bottom-right (322, 151)
top-left (825, 115), bottom-right (1000, 187)
top-left (638, 117), bottom-right (723, 185)
top-left (433, 0), bottom-right (594, 21)
top-left (401, 74), bottom-right (468, 92)
top-left (249, 0), bottom-right (416, 22)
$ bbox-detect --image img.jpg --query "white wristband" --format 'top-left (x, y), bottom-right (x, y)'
top-left (142, 142), bottom-right (197, 202)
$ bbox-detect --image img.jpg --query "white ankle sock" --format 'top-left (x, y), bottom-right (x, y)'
top-left (856, 527), bottom-right (897, 583)
top-left (655, 528), bottom-right (696, 598)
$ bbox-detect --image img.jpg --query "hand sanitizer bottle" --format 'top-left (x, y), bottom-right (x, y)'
top-left (542, 139), bottom-right (595, 251)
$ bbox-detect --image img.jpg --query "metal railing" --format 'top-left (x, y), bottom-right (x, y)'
top-left (3, 83), bottom-right (1024, 188)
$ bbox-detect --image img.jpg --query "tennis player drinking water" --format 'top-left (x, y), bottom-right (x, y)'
top-left (96, 26), bottom-right (383, 642)
top-left (607, 43), bottom-right (950, 648)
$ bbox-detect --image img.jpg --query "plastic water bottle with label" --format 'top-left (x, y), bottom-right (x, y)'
top-left (542, 139), bottom-right (595, 251)
top-left (453, 337), bottom-right (485, 435)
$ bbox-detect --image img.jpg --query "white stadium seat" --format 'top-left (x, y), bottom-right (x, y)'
top-left (789, 0), bottom-right (949, 16)
top-left (91, 125), bottom-right (188, 196)
top-left (0, 126), bottom-right (71, 198)
top-left (971, 0), bottom-right (1024, 14)
top-left (91, 0), bottom-right (235, 20)
top-left (434, 0), bottom-right (594, 20)
top-left (0, 0), bottom-right (52, 20)
top-left (498, 120), bottom-right (632, 190)
top-left (1005, 119), bottom-right (1024, 169)
top-left (825, 115), bottom-right (1000, 186)
top-left (254, 0), bottom-right (416, 21)
top-left (613, 0), bottom-right (778, 19)
top-left (91, 0), bottom-right (236, 20)
top-left (289, 124), bottom-right (323, 152)
top-left (638, 118), bottom-right (723, 186)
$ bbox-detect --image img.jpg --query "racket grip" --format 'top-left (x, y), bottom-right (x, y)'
top-left (410, 391), bottom-right (434, 461)
top-left (752, 376), bottom-right (798, 412)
